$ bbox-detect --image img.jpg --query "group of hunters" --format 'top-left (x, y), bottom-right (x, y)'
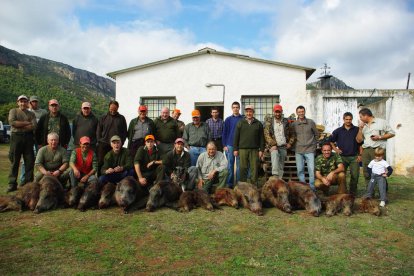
top-left (8, 95), bottom-right (395, 207)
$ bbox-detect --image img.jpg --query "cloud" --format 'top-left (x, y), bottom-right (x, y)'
top-left (272, 0), bottom-right (414, 88)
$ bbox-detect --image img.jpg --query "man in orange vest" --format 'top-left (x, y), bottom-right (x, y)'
top-left (69, 136), bottom-right (98, 187)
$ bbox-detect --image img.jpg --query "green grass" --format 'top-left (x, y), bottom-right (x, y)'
top-left (1, 144), bottom-right (413, 275)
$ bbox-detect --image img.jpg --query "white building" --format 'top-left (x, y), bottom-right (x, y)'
top-left (107, 47), bottom-right (315, 123)
top-left (108, 48), bottom-right (414, 175)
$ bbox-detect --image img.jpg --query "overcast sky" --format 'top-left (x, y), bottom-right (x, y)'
top-left (1, 0), bottom-right (413, 89)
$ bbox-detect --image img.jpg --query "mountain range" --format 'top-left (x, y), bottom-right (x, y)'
top-left (0, 45), bottom-right (115, 122)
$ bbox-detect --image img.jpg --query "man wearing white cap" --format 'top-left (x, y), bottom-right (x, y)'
top-left (7, 95), bottom-right (37, 192)
top-left (233, 105), bottom-right (264, 186)
top-left (28, 96), bottom-right (47, 122)
top-left (72, 102), bottom-right (98, 149)
top-left (36, 99), bottom-right (71, 148)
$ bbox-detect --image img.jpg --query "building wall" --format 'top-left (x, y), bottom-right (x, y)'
top-left (115, 54), bottom-right (308, 124)
top-left (308, 89), bottom-right (414, 176)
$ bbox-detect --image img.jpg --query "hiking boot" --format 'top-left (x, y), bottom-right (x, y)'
top-left (7, 184), bottom-right (17, 193)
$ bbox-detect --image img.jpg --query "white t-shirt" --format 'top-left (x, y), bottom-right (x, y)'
top-left (368, 159), bottom-right (390, 175)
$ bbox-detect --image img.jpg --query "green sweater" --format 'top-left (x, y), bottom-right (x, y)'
top-left (233, 118), bottom-right (265, 151)
top-left (153, 116), bottom-right (178, 143)
top-left (101, 148), bottom-right (131, 175)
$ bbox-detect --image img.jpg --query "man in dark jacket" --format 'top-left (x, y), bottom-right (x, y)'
top-left (96, 100), bottom-right (127, 175)
top-left (72, 102), bottom-right (98, 150)
top-left (153, 107), bottom-right (179, 158)
top-left (161, 138), bottom-right (197, 190)
top-left (127, 105), bottom-right (155, 160)
top-left (233, 105), bottom-right (264, 186)
top-left (134, 135), bottom-right (163, 191)
top-left (36, 99), bottom-right (71, 148)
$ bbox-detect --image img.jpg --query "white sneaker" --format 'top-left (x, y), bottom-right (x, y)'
top-left (380, 201), bottom-right (386, 207)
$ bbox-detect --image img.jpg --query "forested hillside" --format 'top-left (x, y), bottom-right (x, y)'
top-left (0, 45), bottom-right (115, 122)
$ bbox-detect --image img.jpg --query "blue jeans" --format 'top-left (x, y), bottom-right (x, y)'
top-left (225, 145), bottom-right (239, 187)
top-left (295, 152), bottom-right (315, 189)
top-left (189, 146), bottom-right (206, 166)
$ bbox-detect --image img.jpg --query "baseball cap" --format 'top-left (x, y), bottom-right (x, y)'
top-left (244, 104), bottom-right (254, 110)
top-left (273, 104), bottom-right (283, 112)
top-left (82, 102), bottom-right (91, 109)
top-left (29, 96), bottom-right (39, 102)
top-left (175, 138), bottom-right (185, 144)
top-left (49, 99), bottom-right (59, 105)
top-left (138, 105), bottom-right (148, 112)
top-left (110, 135), bottom-right (121, 142)
top-left (79, 136), bottom-right (91, 144)
top-left (145, 134), bottom-right (155, 141)
top-left (173, 108), bottom-right (181, 114)
top-left (191, 110), bottom-right (201, 117)
top-left (17, 95), bottom-right (28, 101)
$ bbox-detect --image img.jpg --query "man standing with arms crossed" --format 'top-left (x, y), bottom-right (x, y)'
top-left (7, 95), bottom-right (37, 192)
top-left (330, 112), bottom-right (361, 195)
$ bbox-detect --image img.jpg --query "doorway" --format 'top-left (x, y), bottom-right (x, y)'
top-left (194, 102), bottom-right (224, 122)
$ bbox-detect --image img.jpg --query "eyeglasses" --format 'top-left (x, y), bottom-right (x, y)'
top-left (49, 104), bottom-right (58, 107)
top-left (82, 143), bottom-right (90, 146)
top-left (82, 107), bottom-right (90, 110)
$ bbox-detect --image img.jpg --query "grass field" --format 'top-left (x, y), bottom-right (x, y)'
top-left (0, 143), bottom-right (413, 275)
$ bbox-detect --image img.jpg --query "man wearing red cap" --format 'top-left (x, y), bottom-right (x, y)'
top-left (127, 105), bottom-right (155, 159)
top-left (264, 104), bottom-right (295, 179)
top-left (36, 99), bottom-right (71, 148)
top-left (72, 102), bottom-right (98, 150)
top-left (69, 136), bottom-right (98, 187)
top-left (134, 134), bottom-right (163, 189)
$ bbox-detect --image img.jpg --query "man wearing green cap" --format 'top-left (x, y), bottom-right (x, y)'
top-left (99, 135), bottom-right (132, 185)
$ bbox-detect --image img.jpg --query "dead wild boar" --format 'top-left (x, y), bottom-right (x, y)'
top-left (0, 196), bottom-right (21, 212)
top-left (234, 182), bottom-right (263, 216)
top-left (14, 181), bottom-right (41, 211)
top-left (115, 176), bottom-right (144, 214)
top-left (323, 193), bottom-right (355, 217)
top-left (78, 181), bottom-right (100, 212)
top-left (287, 181), bottom-right (322, 217)
top-left (65, 185), bottom-right (84, 208)
top-left (354, 197), bottom-right (381, 216)
top-left (146, 180), bottom-right (182, 212)
top-left (99, 182), bottom-right (116, 209)
top-left (212, 188), bottom-right (239, 209)
top-left (34, 176), bottom-right (64, 214)
top-left (261, 176), bottom-right (292, 213)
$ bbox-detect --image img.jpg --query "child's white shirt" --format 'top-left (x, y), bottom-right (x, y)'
top-left (368, 159), bottom-right (390, 175)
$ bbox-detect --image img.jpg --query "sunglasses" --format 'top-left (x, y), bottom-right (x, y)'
top-left (50, 104), bottom-right (58, 107)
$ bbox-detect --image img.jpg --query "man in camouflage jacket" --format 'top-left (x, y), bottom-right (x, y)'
top-left (264, 104), bottom-right (295, 179)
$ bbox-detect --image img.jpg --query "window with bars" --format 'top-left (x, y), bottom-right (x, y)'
top-left (141, 97), bottom-right (176, 120)
top-left (241, 95), bottom-right (280, 122)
